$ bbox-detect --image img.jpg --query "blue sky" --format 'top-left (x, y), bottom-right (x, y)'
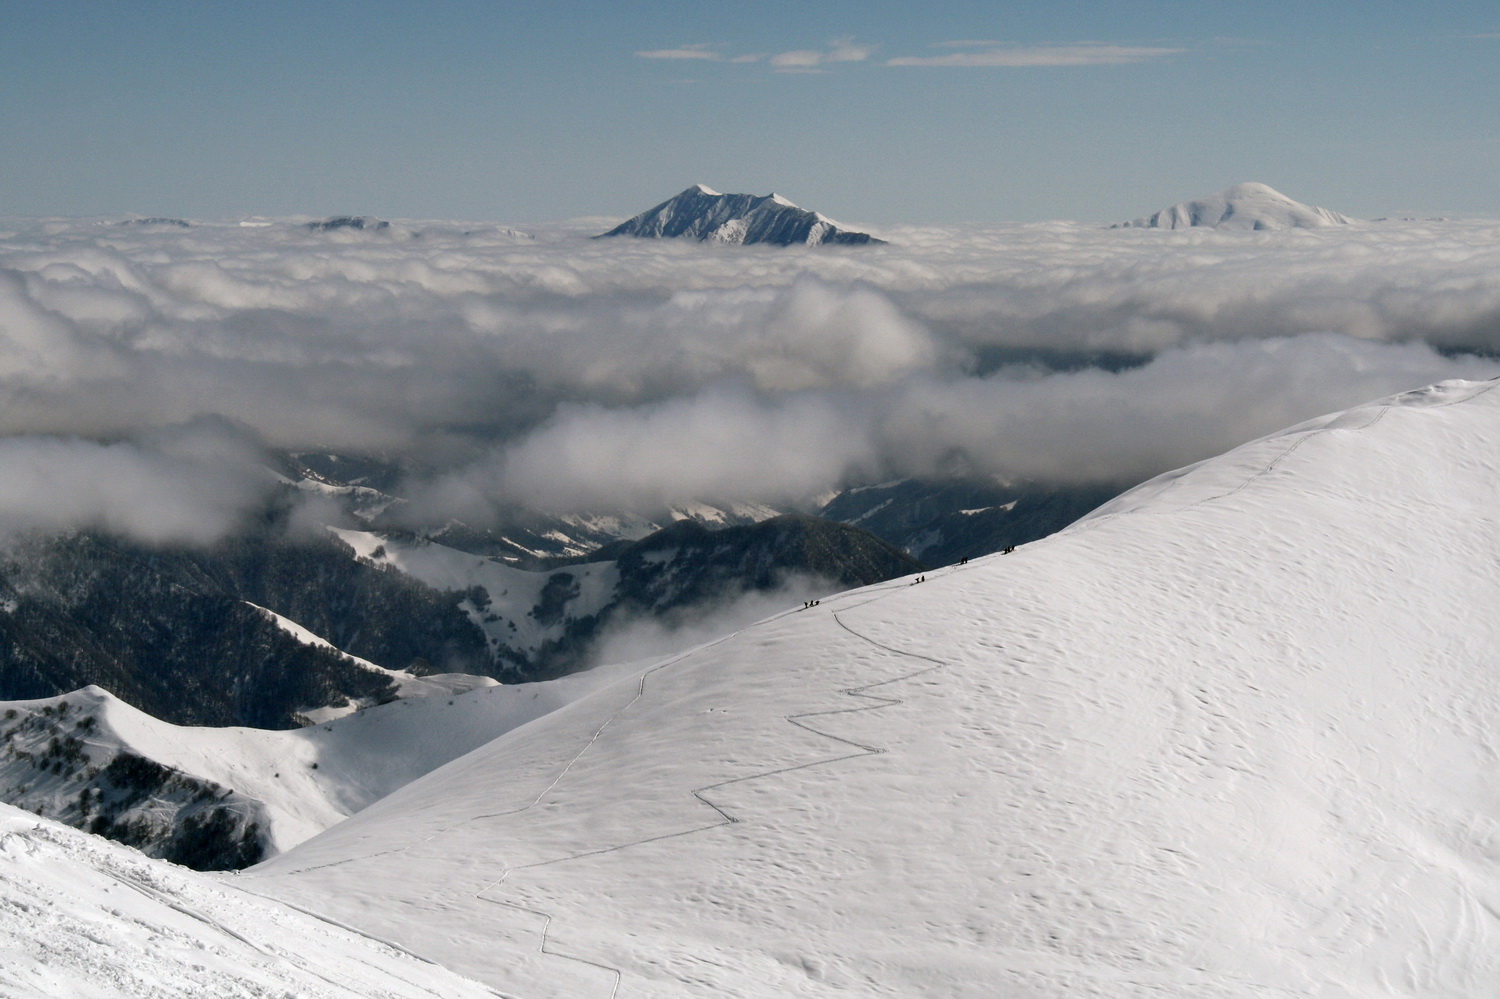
top-left (3, 1), bottom-right (1497, 223)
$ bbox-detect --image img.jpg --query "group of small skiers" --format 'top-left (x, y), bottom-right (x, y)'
top-left (800, 546), bottom-right (1015, 608)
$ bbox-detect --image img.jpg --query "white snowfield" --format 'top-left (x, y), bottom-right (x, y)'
top-left (214, 376), bottom-right (1500, 997)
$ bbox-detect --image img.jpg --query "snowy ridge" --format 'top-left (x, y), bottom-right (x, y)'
top-left (240, 376), bottom-right (1500, 997)
top-left (1115, 181), bottom-right (1352, 230)
top-left (1079, 377), bottom-right (1491, 522)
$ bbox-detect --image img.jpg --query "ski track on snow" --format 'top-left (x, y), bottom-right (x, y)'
top-left (468, 583), bottom-right (962, 998)
top-left (238, 567), bottom-right (972, 997)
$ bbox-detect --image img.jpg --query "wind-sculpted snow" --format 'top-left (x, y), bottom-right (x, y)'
top-left (0, 215), bottom-right (1498, 537)
top-left (239, 377), bottom-right (1500, 998)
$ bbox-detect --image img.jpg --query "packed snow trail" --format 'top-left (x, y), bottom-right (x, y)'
top-left (246, 378), bottom-right (1500, 998)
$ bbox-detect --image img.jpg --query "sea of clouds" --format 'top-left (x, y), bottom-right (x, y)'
top-left (1, 212), bottom-right (1497, 542)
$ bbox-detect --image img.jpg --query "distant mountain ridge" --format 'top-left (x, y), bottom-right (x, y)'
top-left (599, 184), bottom-right (885, 246)
top-left (306, 215), bottom-right (390, 232)
top-left (1115, 181), bottom-right (1352, 230)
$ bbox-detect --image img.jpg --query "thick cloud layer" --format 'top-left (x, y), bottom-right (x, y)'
top-left (422, 334), bottom-right (1492, 514)
top-left (1, 213), bottom-right (1498, 534)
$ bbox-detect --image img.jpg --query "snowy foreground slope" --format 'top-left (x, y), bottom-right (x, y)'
top-left (237, 377), bottom-right (1500, 998)
top-left (0, 804), bottom-right (497, 998)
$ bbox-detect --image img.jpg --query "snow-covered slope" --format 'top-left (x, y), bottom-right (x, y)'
top-left (1116, 181), bottom-right (1352, 230)
top-left (0, 803), bottom-right (497, 998)
top-left (598, 184), bottom-right (886, 246)
top-left (238, 377), bottom-right (1500, 997)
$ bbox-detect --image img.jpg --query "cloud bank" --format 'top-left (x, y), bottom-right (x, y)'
top-left (1, 212), bottom-right (1497, 536)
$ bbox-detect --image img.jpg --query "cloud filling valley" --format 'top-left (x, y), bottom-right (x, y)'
top-left (1, 213), bottom-right (1497, 540)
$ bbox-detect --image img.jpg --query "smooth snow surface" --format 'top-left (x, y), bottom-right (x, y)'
top-left (238, 377), bottom-right (1500, 997)
top-left (1118, 182), bottom-right (1352, 230)
top-left (0, 804), bottom-right (496, 998)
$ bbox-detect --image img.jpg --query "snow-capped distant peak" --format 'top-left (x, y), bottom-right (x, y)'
top-left (1219, 181), bottom-right (1279, 199)
top-left (1115, 181), bottom-right (1353, 230)
top-left (598, 185), bottom-right (885, 246)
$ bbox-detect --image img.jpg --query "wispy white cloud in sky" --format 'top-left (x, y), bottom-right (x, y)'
top-left (889, 44), bottom-right (1184, 67)
top-left (769, 37), bottom-right (874, 72)
top-left (635, 44), bottom-right (726, 61)
top-left (637, 37), bottom-right (1170, 73)
top-left (634, 44), bottom-right (766, 64)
